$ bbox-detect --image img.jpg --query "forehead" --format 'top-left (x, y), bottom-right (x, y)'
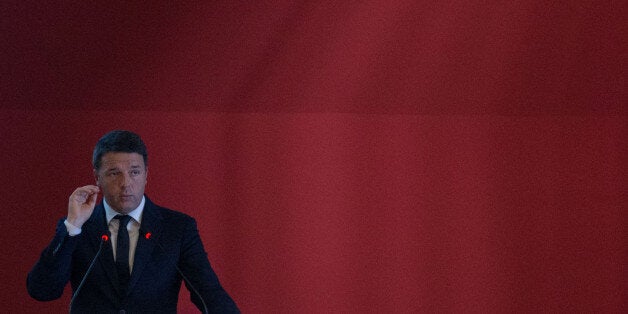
top-left (100, 152), bottom-right (145, 168)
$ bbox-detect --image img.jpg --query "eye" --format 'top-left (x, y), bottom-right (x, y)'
top-left (108, 171), bottom-right (120, 177)
top-left (130, 170), bottom-right (141, 176)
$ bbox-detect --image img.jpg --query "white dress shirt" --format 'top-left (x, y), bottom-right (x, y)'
top-left (64, 196), bottom-right (145, 273)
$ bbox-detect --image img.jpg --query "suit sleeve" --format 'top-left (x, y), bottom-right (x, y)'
top-left (178, 217), bottom-right (240, 313)
top-left (27, 219), bottom-right (78, 301)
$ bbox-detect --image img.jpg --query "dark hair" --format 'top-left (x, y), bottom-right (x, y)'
top-left (92, 130), bottom-right (148, 170)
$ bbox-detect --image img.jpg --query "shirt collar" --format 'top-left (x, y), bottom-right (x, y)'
top-left (104, 196), bottom-right (145, 225)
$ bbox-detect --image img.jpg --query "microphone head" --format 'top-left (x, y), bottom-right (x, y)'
top-left (101, 234), bottom-right (109, 242)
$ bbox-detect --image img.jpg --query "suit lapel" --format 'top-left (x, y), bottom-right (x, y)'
top-left (83, 204), bottom-right (122, 297)
top-left (127, 197), bottom-right (163, 295)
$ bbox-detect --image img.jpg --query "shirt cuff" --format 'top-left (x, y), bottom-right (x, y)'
top-left (64, 219), bottom-right (82, 236)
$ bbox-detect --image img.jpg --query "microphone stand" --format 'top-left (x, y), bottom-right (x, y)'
top-left (69, 235), bottom-right (108, 314)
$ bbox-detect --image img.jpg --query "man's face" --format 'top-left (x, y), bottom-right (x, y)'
top-left (95, 152), bottom-right (147, 214)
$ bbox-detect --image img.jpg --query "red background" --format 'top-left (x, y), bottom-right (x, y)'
top-left (1, 1), bottom-right (625, 313)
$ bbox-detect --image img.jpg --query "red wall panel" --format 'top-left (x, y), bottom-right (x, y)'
top-left (1, 111), bottom-right (624, 313)
top-left (1, 1), bottom-right (625, 313)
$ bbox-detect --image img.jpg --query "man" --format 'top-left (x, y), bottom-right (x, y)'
top-left (27, 130), bottom-right (239, 313)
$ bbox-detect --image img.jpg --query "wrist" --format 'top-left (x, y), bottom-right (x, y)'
top-left (64, 219), bottom-right (82, 236)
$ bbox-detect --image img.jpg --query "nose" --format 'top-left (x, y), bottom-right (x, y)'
top-left (120, 172), bottom-right (132, 187)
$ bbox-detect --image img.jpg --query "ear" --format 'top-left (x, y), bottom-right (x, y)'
top-left (94, 169), bottom-right (100, 186)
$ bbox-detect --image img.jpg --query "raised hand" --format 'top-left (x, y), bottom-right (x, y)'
top-left (67, 185), bottom-right (100, 228)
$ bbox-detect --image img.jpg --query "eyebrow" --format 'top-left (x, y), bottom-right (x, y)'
top-left (104, 165), bottom-right (142, 172)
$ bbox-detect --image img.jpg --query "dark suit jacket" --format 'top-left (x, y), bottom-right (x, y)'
top-left (27, 197), bottom-right (239, 313)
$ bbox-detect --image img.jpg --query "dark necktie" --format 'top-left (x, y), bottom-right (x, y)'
top-left (114, 215), bottom-right (132, 293)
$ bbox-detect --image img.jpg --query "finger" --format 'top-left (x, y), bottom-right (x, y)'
top-left (87, 191), bottom-right (98, 206)
top-left (69, 187), bottom-right (99, 205)
top-left (78, 185), bottom-right (100, 195)
top-left (71, 186), bottom-right (99, 200)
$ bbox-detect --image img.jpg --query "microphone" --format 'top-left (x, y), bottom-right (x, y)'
top-left (69, 234), bottom-right (109, 314)
top-left (143, 231), bottom-right (209, 314)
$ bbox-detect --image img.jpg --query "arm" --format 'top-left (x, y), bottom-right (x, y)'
top-left (26, 185), bottom-right (99, 301)
top-left (27, 219), bottom-right (80, 301)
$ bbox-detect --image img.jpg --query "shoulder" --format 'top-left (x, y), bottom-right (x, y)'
top-left (144, 200), bottom-right (202, 245)
top-left (153, 204), bottom-right (195, 222)
top-left (144, 197), bottom-right (197, 227)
